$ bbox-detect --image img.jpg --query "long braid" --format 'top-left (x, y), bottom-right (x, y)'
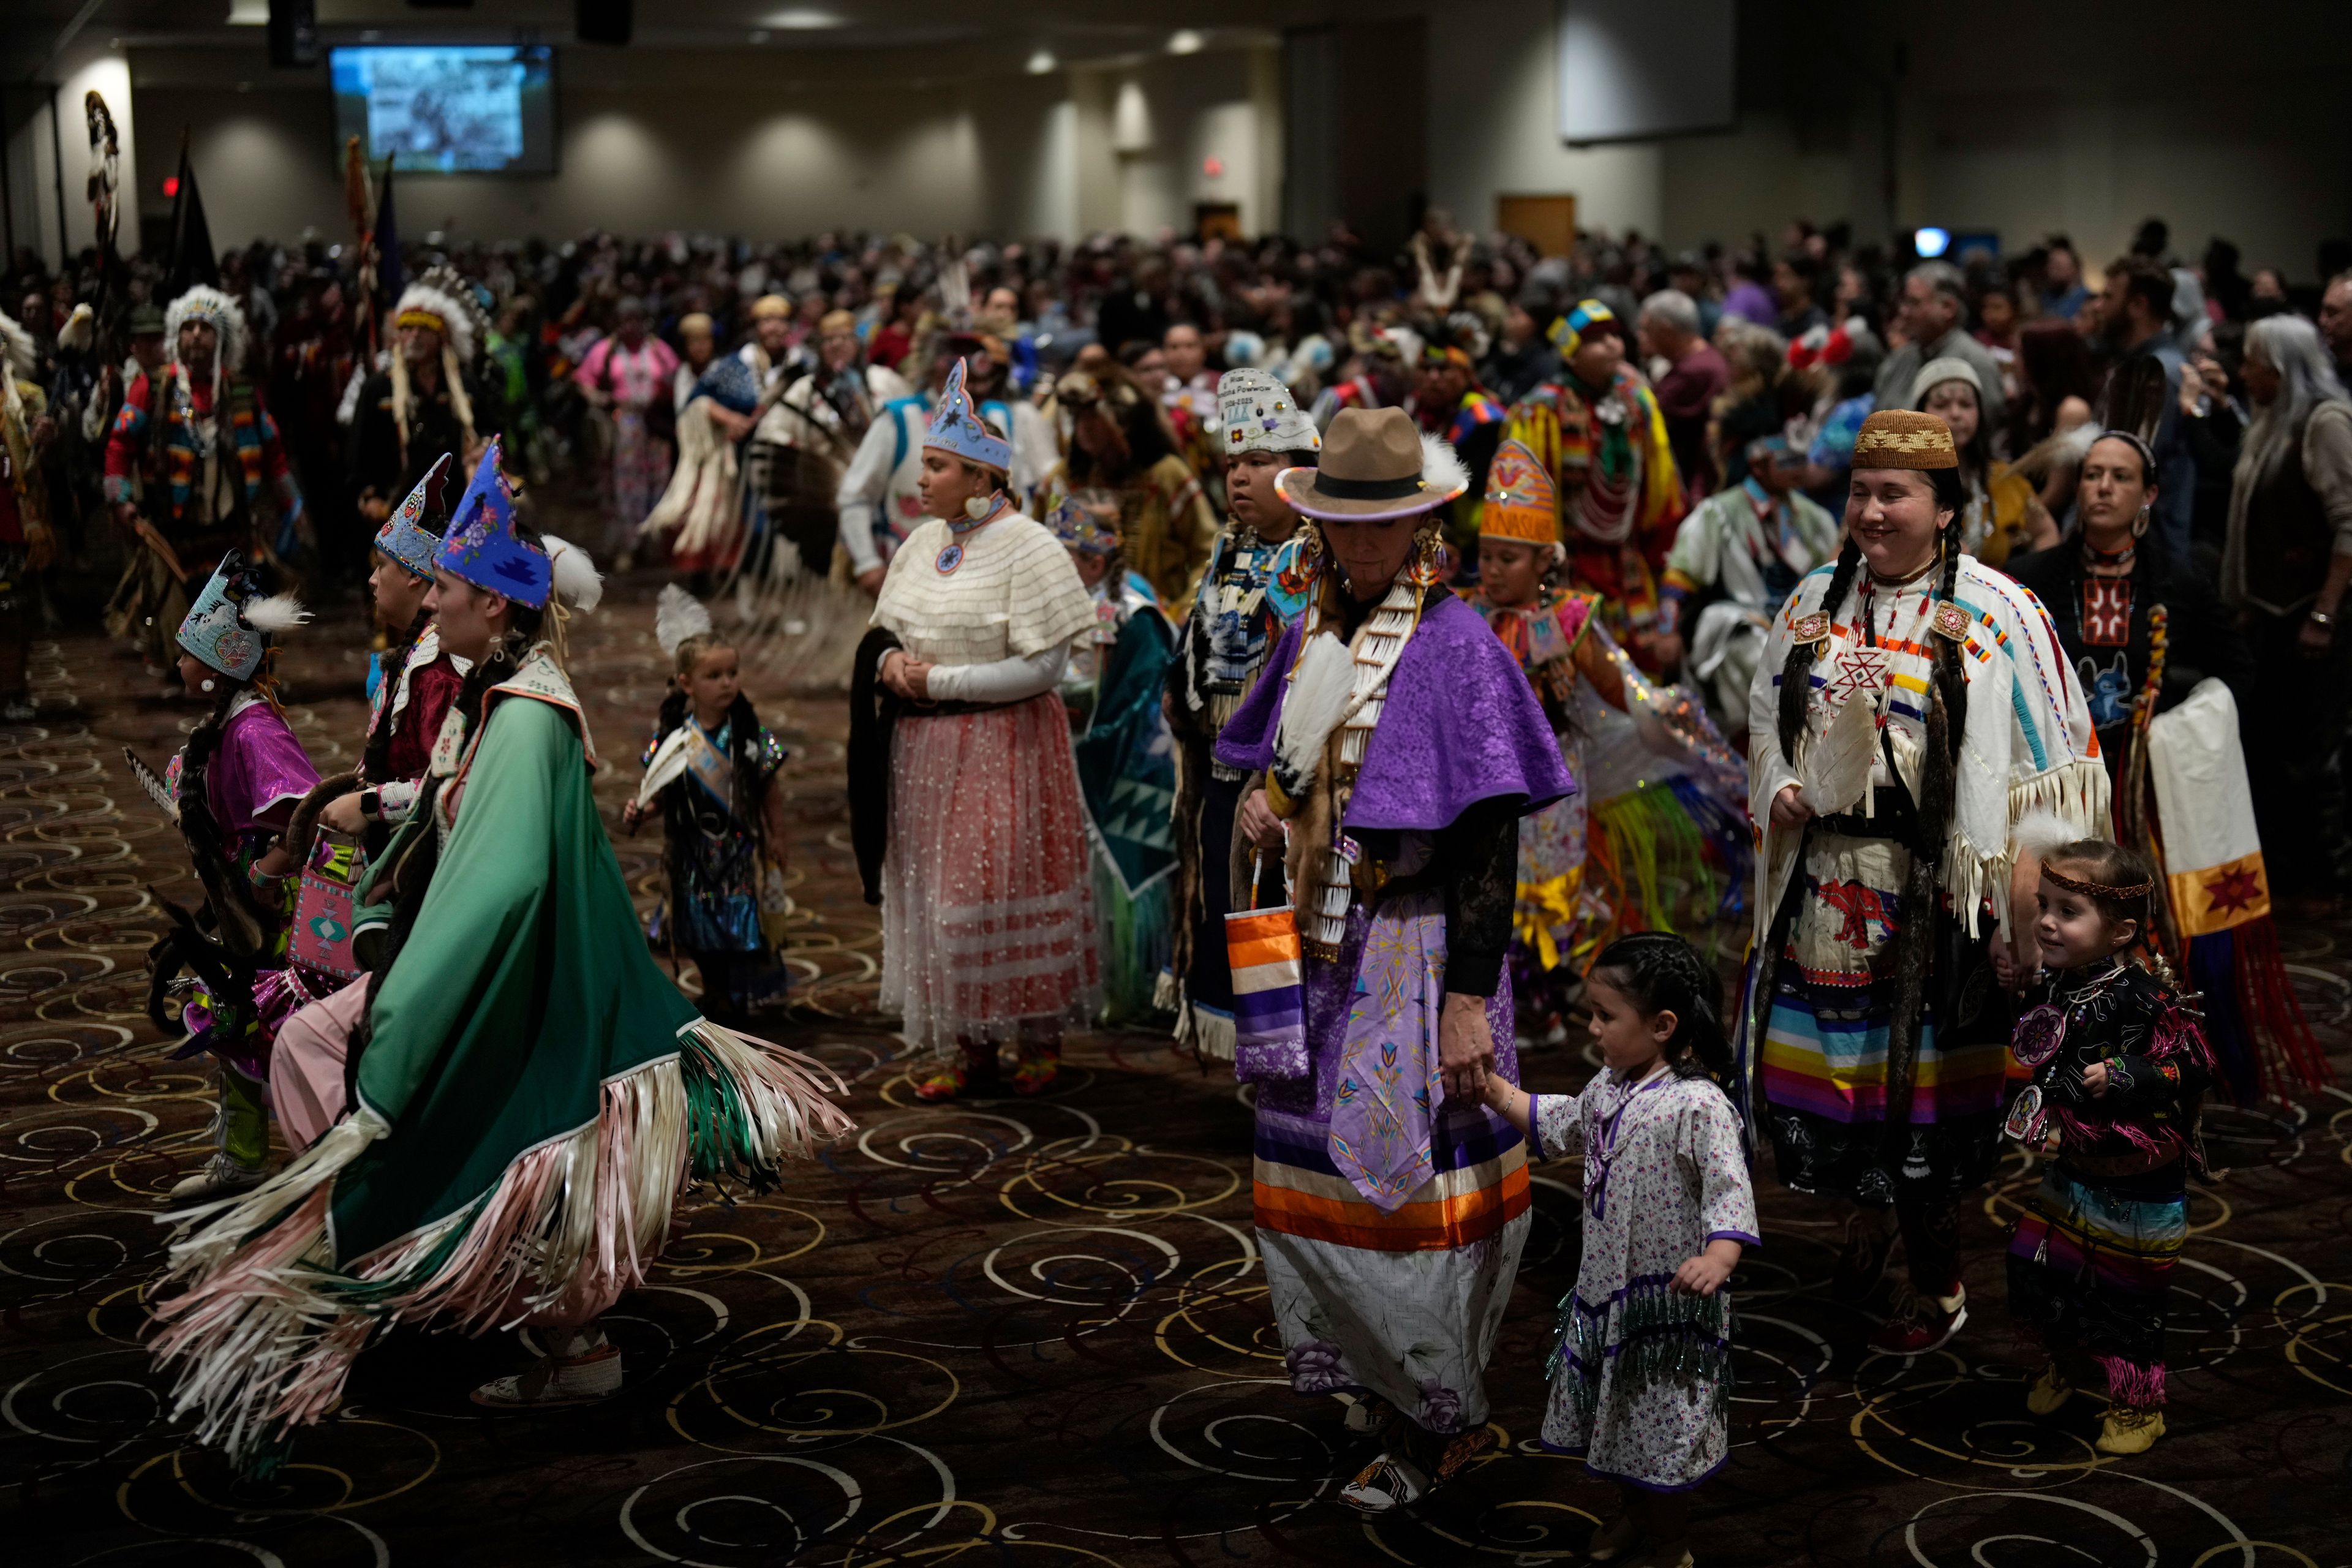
top-left (1776, 538), bottom-right (1862, 761)
top-left (1875, 521), bottom-right (1968, 1186)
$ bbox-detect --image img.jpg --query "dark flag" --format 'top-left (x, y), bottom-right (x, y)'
top-left (372, 155), bottom-right (402, 311)
top-left (165, 130), bottom-right (219, 299)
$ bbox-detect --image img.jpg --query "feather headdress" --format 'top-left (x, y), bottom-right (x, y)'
top-left (165, 285), bottom-right (249, 373)
top-left (394, 266), bottom-right (490, 366)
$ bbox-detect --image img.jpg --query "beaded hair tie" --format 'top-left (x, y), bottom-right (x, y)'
top-left (2041, 862), bottom-right (2153, 900)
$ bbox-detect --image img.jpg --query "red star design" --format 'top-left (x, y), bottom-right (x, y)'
top-left (2202, 865), bottom-right (2263, 918)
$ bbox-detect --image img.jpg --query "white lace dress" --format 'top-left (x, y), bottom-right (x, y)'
top-left (1532, 1067), bottom-right (1756, 1490)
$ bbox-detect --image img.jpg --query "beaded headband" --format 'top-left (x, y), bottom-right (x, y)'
top-left (2041, 861), bottom-right (2154, 901)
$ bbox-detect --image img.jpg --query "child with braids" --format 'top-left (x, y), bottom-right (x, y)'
top-left (2003, 837), bottom-right (2212, 1457)
top-left (1485, 933), bottom-right (1755, 1567)
top-left (620, 586), bottom-right (791, 1027)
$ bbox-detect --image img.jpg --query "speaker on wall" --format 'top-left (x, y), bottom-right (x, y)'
top-left (267, 0), bottom-right (318, 68)
top-left (578, 0), bottom-right (633, 45)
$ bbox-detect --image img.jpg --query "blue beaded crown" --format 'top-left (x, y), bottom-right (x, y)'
top-left (374, 452), bottom-right (454, 581)
top-left (434, 437), bottom-right (551, 609)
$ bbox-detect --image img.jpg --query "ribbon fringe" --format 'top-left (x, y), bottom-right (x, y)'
top-left (150, 1025), bottom-right (851, 1470)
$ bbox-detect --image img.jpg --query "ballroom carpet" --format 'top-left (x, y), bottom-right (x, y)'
top-left (2, 573), bottom-right (2346, 1566)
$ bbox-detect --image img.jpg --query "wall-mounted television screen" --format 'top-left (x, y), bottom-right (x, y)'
top-left (330, 45), bottom-right (557, 175)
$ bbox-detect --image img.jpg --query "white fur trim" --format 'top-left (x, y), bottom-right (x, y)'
top-left (1273, 630), bottom-right (1355, 794)
top-left (165, 285), bottom-right (249, 373)
top-left (541, 532), bottom-right (604, 614)
top-left (1417, 431), bottom-right (1470, 505)
top-left (239, 593), bottom-right (311, 636)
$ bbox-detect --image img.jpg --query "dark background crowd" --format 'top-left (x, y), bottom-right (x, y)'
top-left (7, 208), bottom-right (2351, 881)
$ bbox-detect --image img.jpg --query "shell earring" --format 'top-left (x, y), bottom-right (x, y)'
top-left (200, 678), bottom-right (216, 693)
top-left (2132, 503), bottom-right (2150, 539)
top-left (965, 495), bottom-right (993, 521)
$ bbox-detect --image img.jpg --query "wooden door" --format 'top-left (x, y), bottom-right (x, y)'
top-left (1496, 194), bottom-right (1577, 257)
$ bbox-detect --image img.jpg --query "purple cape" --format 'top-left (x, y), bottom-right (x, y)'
top-left (1213, 590), bottom-right (1573, 828)
top-left (208, 700), bottom-right (321, 834)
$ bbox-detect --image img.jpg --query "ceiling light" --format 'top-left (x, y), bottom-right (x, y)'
top-left (1168, 29), bottom-right (1204, 54)
top-left (227, 0), bottom-right (268, 24)
top-left (762, 7), bottom-right (842, 27)
top-left (1025, 50), bottom-right (1056, 75)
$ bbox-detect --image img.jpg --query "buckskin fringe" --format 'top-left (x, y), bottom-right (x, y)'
top-left (148, 1026), bottom-right (851, 1471)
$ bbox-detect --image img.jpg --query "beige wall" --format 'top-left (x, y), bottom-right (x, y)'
top-left (129, 41), bottom-right (1278, 249)
top-left (1424, 0), bottom-right (1663, 241)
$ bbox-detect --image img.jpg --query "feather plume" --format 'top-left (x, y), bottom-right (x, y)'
top-left (2010, 808), bottom-right (2086, 862)
top-left (57, 303), bottom-right (94, 353)
top-left (654, 582), bottom-right (715, 656)
top-left (1273, 630), bottom-right (1355, 795)
top-left (240, 594), bottom-right (311, 635)
top-left (540, 533), bottom-right (604, 613)
top-left (1417, 431), bottom-right (1470, 503)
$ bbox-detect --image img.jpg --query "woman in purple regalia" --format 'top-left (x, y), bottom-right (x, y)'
top-left (1217, 409), bottom-right (1574, 1512)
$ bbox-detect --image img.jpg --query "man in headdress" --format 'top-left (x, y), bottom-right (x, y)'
top-left (350, 268), bottom-right (500, 532)
top-left (104, 286), bottom-right (303, 683)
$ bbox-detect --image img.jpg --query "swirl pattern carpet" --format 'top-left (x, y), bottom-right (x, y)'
top-left (2, 578), bottom-right (2345, 1565)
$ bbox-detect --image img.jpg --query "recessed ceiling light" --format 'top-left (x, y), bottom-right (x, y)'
top-left (1168, 29), bottom-right (1204, 54)
top-left (762, 7), bottom-right (842, 27)
top-left (227, 0), bottom-right (267, 24)
top-left (1025, 50), bottom-right (1056, 74)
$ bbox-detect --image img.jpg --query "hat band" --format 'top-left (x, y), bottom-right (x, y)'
top-left (398, 309), bottom-right (448, 335)
top-left (1313, 473), bottom-right (1423, 500)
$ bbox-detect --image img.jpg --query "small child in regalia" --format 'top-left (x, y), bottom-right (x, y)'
top-left (2003, 836), bottom-right (2213, 1457)
top-left (621, 585), bottom-right (791, 1026)
top-left (1483, 932), bottom-right (1755, 1566)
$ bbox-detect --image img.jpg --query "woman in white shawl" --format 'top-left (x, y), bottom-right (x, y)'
top-left (1743, 408), bottom-right (2105, 1356)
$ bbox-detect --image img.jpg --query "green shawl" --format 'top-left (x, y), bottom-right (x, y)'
top-left (149, 647), bottom-right (851, 1471)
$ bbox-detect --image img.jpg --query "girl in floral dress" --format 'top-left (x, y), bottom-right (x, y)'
top-left (1485, 932), bottom-right (1755, 1567)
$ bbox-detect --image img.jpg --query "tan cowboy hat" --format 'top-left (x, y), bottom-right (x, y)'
top-left (1277, 406), bottom-right (1470, 522)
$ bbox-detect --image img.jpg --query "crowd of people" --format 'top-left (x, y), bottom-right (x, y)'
top-left (6, 206), bottom-right (2348, 1564)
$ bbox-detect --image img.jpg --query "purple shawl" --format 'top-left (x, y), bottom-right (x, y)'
top-left (208, 699), bottom-right (320, 834)
top-left (1213, 590), bottom-right (1572, 828)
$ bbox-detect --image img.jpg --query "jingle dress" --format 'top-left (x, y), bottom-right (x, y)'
top-left (2004, 957), bottom-right (2213, 1408)
top-left (1165, 524), bottom-right (1308, 1058)
top-left (1744, 556), bottom-right (2106, 1208)
top-left (1063, 569), bottom-right (1180, 1022)
top-left (870, 507), bottom-right (1100, 1061)
top-left (1532, 1067), bottom-right (1756, 1490)
top-left (162, 644), bottom-right (849, 1469)
top-left (1215, 582), bottom-right (1572, 1435)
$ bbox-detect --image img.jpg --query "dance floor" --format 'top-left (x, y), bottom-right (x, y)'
top-left (3, 573), bottom-right (2345, 1566)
